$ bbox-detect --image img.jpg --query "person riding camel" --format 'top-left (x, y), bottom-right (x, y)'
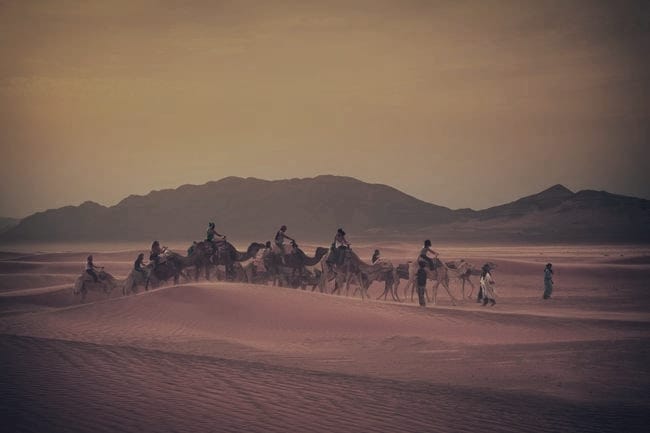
top-left (274, 225), bottom-right (295, 255)
top-left (150, 240), bottom-right (164, 269)
top-left (333, 228), bottom-right (351, 265)
top-left (418, 239), bottom-right (438, 271)
top-left (371, 249), bottom-right (381, 264)
top-left (206, 222), bottom-right (226, 263)
top-left (134, 253), bottom-right (146, 277)
top-left (85, 254), bottom-right (101, 283)
top-left (274, 225), bottom-right (295, 264)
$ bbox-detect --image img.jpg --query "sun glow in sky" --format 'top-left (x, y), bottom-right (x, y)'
top-left (1, 0), bottom-right (648, 217)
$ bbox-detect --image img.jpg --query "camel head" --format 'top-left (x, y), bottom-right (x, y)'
top-left (247, 242), bottom-right (266, 256)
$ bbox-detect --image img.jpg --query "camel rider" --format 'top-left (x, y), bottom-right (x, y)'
top-left (134, 253), bottom-right (146, 276)
top-left (206, 222), bottom-right (226, 245)
top-left (150, 240), bottom-right (163, 269)
top-left (333, 228), bottom-right (350, 265)
top-left (274, 225), bottom-right (295, 255)
top-left (206, 222), bottom-right (226, 262)
top-left (371, 249), bottom-right (381, 264)
top-left (86, 255), bottom-right (101, 283)
top-left (418, 239), bottom-right (438, 271)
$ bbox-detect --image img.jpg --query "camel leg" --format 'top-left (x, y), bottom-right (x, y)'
top-left (392, 278), bottom-right (401, 302)
top-left (318, 273), bottom-right (327, 293)
top-left (431, 282), bottom-right (438, 306)
top-left (332, 277), bottom-right (341, 295)
top-left (441, 280), bottom-right (457, 306)
top-left (376, 282), bottom-right (388, 300)
top-left (466, 279), bottom-right (475, 300)
top-left (352, 274), bottom-right (365, 300)
top-left (391, 283), bottom-right (400, 302)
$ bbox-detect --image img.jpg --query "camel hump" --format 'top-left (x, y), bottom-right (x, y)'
top-left (396, 264), bottom-right (409, 279)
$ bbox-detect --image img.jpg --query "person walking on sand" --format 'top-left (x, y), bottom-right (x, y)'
top-left (543, 263), bottom-right (554, 299)
top-left (416, 261), bottom-right (428, 307)
top-left (480, 264), bottom-right (496, 306)
top-left (86, 255), bottom-right (101, 283)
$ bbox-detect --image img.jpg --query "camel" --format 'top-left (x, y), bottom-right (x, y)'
top-left (213, 262), bottom-right (246, 282)
top-left (258, 265), bottom-right (322, 290)
top-left (446, 260), bottom-right (497, 300)
top-left (321, 248), bottom-right (362, 297)
top-left (122, 268), bottom-right (148, 296)
top-left (187, 241), bottom-right (264, 281)
top-left (322, 249), bottom-right (396, 300)
top-left (145, 250), bottom-right (194, 289)
top-left (397, 258), bottom-right (457, 306)
top-left (73, 270), bottom-right (119, 302)
top-left (265, 242), bottom-right (329, 289)
top-left (369, 258), bottom-right (401, 302)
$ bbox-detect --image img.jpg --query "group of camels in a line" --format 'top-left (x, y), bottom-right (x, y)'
top-left (73, 239), bottom-right (491, 305)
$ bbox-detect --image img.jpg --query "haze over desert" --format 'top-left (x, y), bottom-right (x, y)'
top-left (2, 0), bottom-right (650, 432)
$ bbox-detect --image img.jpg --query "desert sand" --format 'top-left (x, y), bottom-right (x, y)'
top-left (1, 242), bottom-right (649, 432)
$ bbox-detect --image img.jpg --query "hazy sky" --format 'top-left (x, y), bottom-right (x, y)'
top-left (1, 0), bottom-right (649, 217)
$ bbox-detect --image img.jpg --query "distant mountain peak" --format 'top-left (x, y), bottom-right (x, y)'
top-left (541, 183), bottom-right (573, 194)
top-left (514, 184), bottom-right (574, 205)
top-left (78, 200), bottom-right (105, 209)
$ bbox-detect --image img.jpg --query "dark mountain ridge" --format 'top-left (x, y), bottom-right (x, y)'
top-left (1, 176), bottom-right (648, 243)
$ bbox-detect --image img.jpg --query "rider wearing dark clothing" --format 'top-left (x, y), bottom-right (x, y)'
top-left (206, 222), bottom-right (226, 263)
top-left (206, 222), bottom-right (225, 243)
top-left (332, 228), bottom-right (350, 265)
top-left (134, 253), bottom-right (146, 275)
top-left (274, 225), bottom-right (295, 254)
top-left (371, 249), bottom-right (381, 264)
top-left (419, 239), bottom-right (437, 270)
top-left (150, 241), bottom-right (163, 268)
top-left (86, 255), bottom-right (100, 283)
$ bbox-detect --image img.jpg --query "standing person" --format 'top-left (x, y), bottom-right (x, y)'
top-left (418, 240), bottom-right (438, 270)
top-left (543, 263), bottom-right (554, 299)
top-left (86, 255), bottom-right (101, 283)
top-left (480, 264), bottom-right (496, 306)
top-left (416, 261), bottom-right (428, 307)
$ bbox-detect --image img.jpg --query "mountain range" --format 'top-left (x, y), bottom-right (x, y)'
top-left (1, 176), bottom-right (648, 244)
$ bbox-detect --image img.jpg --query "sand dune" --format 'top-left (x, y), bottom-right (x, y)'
top-left (0, 244), bottom-right (649, 432)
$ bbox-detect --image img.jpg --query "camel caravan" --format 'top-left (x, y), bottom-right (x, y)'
top-left (74, 223), bottom-right (493, 306)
